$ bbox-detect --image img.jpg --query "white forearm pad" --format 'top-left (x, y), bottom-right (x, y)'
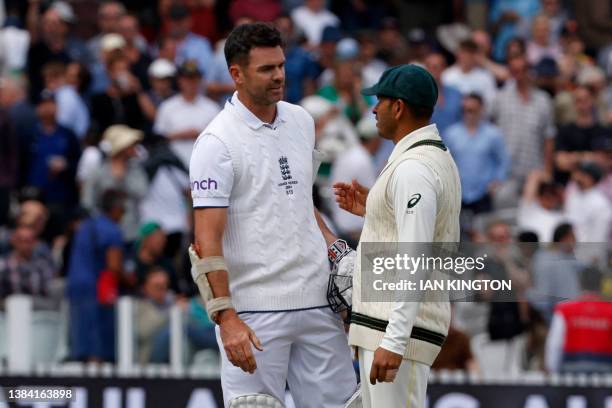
top-left (335, 251), bottom-right (356, 277)
top-left (188, 246), bottom-right (233, 321)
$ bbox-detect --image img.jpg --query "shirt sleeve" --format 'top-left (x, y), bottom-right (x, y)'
top-left (492, 127), bottom-right (510, 182)
top-left (189, 134), bottom-right (234, 208)
top-left (380, 160), bottom-right (438, 355)
top-left (545, 311), bottom-right (566, 373)
top-left (543, 95), bottom-right (557, 139)
top-left (389, 159), bottom-right (438, 242)
top-left (153, 103), bottom-right (170, 136)
top-left (102, 223), bottom-right (124, 250)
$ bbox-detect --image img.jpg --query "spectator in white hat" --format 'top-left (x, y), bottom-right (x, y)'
top-left (141, 59), bottom-right (176, 121)
top-left (81, 124), bottom-right (148, 243)
top-left (89, 32), bottom-right (127, 94)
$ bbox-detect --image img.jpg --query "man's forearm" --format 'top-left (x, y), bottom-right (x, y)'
top-left (169, 129), bottom-right (200, 140)
top-left (314, 209), bottom-right (338, 247)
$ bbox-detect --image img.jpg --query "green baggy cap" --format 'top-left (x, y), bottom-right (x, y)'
top-left (362, 64), bottom-right (438, 108)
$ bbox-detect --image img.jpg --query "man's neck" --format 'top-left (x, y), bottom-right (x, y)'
top-left (465, 120), bottom-right (480, 133)
top-left (138, 247), bottom-right (155, 264)
top-left (575, 113), bottom-right (595, 127)
top-left (41, 121), bottom-right (56, 133)
top-left (516, 81), bottom-right (531, 97)
top-left (237, 92), bottom-right (277, 124)
top-left (392, 121), bottom-right (430, 144)
top-left (459, 63), bottom-right (474, 74)
top-left (182, 93), bottom-right (198, 103)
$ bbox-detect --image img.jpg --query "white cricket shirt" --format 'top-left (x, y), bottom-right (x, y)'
top-left (189, 92), bottom-right (330, 312)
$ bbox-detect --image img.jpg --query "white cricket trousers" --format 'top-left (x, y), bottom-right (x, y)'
top-left (216, 307), bottom-right (357, 408)
top-left (358, 348), bottom-right (429, 408)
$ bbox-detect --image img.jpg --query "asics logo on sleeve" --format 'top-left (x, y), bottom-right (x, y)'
top-left (407, 193), bottom-right (421, 209)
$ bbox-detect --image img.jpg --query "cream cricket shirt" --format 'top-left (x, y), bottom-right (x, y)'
top-left (189, 92), bottom-right (330, 312)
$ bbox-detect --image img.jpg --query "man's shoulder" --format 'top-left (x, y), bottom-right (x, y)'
top-left (445, 122), bottom-right (465, 136)
top-left (196, 95), bottom-right (221, 111)
top-left (481, 121), bottom-right (503, 137)
top-left (197, 108), bottom-right (235, 138)
top-left (279, 100), bottom-right (312, 125)
top-left (158, 94), bottom-right (183, 110)
top-left (531, 87), bottom-right (553, 104)
top-left (442, 66), bottom-right (461, 79)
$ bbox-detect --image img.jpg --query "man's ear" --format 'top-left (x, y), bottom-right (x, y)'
top-left (229, 64), bottom-right (242, 85)
top-left (394, 99), bottom-right (405, 120)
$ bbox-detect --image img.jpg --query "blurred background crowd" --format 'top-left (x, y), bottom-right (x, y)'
top-left (0, 0), bottom-right (610, 375)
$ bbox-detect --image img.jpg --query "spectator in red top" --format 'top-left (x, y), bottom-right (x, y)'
top-left (545, 267), bottom-right (612, 373)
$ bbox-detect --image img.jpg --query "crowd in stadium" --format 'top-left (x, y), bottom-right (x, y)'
top-left (0, 0), bottom-right (610, 374)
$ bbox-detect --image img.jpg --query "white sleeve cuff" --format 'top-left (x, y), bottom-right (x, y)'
top-left (379, 337), bottom-right (407, 356)
top-left (193, 197), bottom-right (229, 208)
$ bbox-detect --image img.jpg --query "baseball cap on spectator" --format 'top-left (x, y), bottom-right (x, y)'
top-left (336, 38), bottom-right (359, 60)
top-left (362, 64), bottom-right (438, 109)
top-left (102, 125), bottom-right (143, 157)
top-left (535, 57), bottom-right (559, 77)
top-left (101, 33), bottom-right (126, 52)
top-left (356, 116), bottom-right (379, 140)
top-left (177, 60), bottom-right (202, 77)
top-left (49, 1), bottom-right (76, 24)
top-left (169, 4), bottom-right (190, 20)
top-left (576, 161), bottom-right (604, 183)
top-left (139, 222), bottom-right (161, 240)
top-left (321, 26), bottom-right (342, 44)
top-left (300, 95), bottom-right (334, 121)
top-left (148, 59), bottom-right (177, 79)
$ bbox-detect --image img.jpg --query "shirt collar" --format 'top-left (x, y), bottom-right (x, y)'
top-left (386, 123), bottom-right (441, 165)
top-left (226, 91), bottom-right (286, 130)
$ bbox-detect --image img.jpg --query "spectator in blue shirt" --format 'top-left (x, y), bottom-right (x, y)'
top-left (27, 90), bottom-right (81, 210)
top-left (66, 189), bottom-right (126, 362)
top-left (42, 62), bottom-right (90, 139)
top-left (444, 93), bottom-right (509, 215)
top-left (425, 53), bottom-right (463, 134)
top-left (167, 4), bottom-right (215, 81)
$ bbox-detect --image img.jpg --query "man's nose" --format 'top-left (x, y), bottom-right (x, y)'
top-left (273, 67), bottom-right (284, 82)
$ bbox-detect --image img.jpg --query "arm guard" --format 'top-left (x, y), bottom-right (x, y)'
top-left (188, 245), bottom-right (234, 323)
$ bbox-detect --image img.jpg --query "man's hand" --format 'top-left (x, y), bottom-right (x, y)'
top-left (218, 310), bottom-right (263, 374)
top-left (333, 179), bottom-right (369, 217)
top-left (369, 347), bottom-right (403, 385)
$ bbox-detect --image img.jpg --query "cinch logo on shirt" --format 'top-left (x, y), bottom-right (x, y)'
top-left (191, 178), bottom-right (218, 191)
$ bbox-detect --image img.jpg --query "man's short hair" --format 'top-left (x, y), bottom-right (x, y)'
top-left (42, 62), bottom-right (67, 79)
top-left (552, 222), bottom-right (573, 243)
top-left (537, 181), bottom-right (558, 197)
top-left (464, 92), bottom-right (484, 105)
top-left (518, 231), bottom-right (539, 243)
top-left (224, 23), bottom-right (284, 66)
top-left (406, 103), bottom-right (434, 120)
top-left (100, 189), bottom-right (126, 215)
top-left (458, 39), bottom-right (479, 53)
